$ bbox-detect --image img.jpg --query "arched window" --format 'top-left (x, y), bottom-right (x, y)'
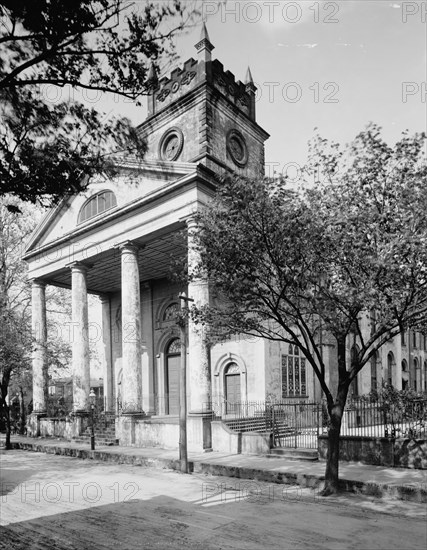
top-left (163, 303), bottom-right (179, 322)
top-left (412, 331), bottom-right (418, 348)
top-left (78, 190), bottom-right (117, 223)
top-left (387, 352), bottom-right (395, 386)
top-left (350, 345), bottom-right (359, 397)
top-left (411, 357), bottom-right (419, 391)
top-left (370, 352), bottom-right (377, 392)
top-left (282, 344), bottom-right (306, 397)
top-left (401, 359), bottom-right (409, 390)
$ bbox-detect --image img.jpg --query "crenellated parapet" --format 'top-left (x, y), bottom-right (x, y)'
top-left (147, 27), bottom-right (256, 121)
top-left (210, 60), bottom-right (255, 120)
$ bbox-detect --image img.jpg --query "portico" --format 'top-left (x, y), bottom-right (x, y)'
top-left (25, 160), bottom-right (217, 447)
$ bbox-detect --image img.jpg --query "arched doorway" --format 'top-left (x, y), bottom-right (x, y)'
top-left (165, 338), bottom-right (181, 415)
top-left (224, 362), bottom-right (241, 414)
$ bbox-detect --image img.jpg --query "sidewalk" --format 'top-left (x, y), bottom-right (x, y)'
top-left (2, 435), bottom-right (426, 503)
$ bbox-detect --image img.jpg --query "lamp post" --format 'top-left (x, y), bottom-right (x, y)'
top-left (178, 292), bottom-right (194, 474)
top-left (89, 388), bottom-right (96, 450)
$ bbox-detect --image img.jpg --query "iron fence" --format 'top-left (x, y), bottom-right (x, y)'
top-left (209, 394), bottom-right (427, 447)
top-left (343, 395), bottom-right (427, 439)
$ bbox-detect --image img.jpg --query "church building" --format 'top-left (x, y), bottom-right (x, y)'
top-left (24, 26), bottom-right (426, 452)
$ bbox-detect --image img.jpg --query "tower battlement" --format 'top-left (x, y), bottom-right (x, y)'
top-left (147, 27), bottom-right (256, 121)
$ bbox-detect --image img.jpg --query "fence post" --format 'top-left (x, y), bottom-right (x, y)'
top-left (316, 403), bottom-right (320, 439)
top-left (294, 403), bottom-right (297, 448)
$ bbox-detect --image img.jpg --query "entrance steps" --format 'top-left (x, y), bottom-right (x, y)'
top-left (224, 417), bottom-right (292, 437)
top-left (73, 413), bottom-right (119, 446)
top-left (266, 447), bottom-right (319, 461)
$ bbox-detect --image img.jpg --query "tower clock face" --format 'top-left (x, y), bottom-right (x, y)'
top-left (227, 129), bottom-right (248, 167)
top-left (159, 127), bottom-right (184, 161)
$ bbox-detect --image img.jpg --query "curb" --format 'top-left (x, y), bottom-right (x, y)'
top-left (6, 441), bottom-right (427, 504)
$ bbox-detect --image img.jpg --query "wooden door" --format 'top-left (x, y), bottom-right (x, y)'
top-left (225, 373), bottom-right (241, 414)
top-left (166, 355), bottom-right (180, 415)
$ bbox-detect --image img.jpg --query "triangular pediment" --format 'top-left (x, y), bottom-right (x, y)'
top-left (24, 159), bottom-right (197, 256)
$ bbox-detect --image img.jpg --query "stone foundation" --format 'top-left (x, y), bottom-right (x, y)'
top-left (211, 421), bottom-right (271, 455)
top-left (116, 415), bottom-right (212, 452)
top-left (318, 435), bottom-right (427, 469)
top-left (29, 415), bottom-right (90, 440)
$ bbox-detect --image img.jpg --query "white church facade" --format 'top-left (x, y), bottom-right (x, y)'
top-left (24, 27), bottom-right (427, 451)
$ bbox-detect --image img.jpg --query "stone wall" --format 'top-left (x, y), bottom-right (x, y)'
top-left (211, 421), bottom-right (270, 455)
top-left (37, 417), bottom-right (87, 440)
top-left (117, 416), bottom-right (179, 449)
top-left (394, 439), bottom-right (427, 469)
top-left (318, 435), bottom-right (427, 469)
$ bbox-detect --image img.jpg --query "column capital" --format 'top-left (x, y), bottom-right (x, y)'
top-left (99, 294), bottom-right (111, 305)
top-left (31, 278), bottom-right (47, 289)
top-left (179, 215), bottom-right (198, 230)
top-left (116, 240), bottom-right (143, 255)
top-left (67, 261), bottom-right (92, 273)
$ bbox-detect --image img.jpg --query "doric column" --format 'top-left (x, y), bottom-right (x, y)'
top-left (120, 242), bottom-right (142, 412)
top-left (187, 218), bottom-right (212, 414)
top-left (31, 280), bottom-right (48, 413)
top-left (70, 263), bottom-right (90, 412)
top-left (100, 295), bottom-right (113, 412)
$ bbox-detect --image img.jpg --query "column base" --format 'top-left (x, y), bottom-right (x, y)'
top-left (28, 412), bottom-right (47, 437)
top-left (117, 412), bottom-right (145, 446)
top-left (188, 409), bottom-right (213, 416)
top-left (187, 414), bottom-right (212, 452)
top-left (72, 410), bottom-right (90, 437)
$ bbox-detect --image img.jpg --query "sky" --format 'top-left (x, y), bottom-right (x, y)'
top-left (94, 0), bottom-right (426, 178)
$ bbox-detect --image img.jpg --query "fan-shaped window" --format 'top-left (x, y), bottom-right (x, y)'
top-left (167, 338), bottom-right (181, 355)
top-left (163, 303), bottom-right (179, 322)
top-left (78, 190), bottom-right (117, 223)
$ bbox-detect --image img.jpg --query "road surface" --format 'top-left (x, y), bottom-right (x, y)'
top-left (1, 449), bottom-right (426, 549)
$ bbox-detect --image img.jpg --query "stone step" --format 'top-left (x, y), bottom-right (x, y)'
top-left (85, 429), bottom-right (116, 435)
top-left (73, 436), bottom-right (119, 446)
top-left (266, 448), bottom-right (318, 461)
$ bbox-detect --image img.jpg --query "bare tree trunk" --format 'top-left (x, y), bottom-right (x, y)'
top-left (18, 386), bottom-right (26, 435)
top-left (321, 336), bottom-right (348, 496)
top-left (322, 402), bottom-right (343, 495)
top-left (4, 402), bottom-right (11, 449)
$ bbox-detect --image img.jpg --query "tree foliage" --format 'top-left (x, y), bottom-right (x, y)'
top-left (0, 197), bottom-right (76, 444)
top-left (191, 124), bottom-right (427, 493)
top-left (0, 196), bottom-right (35, 445)
top-left (0, 0), bottom-right (197, 203)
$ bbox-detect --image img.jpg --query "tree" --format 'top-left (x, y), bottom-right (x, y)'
top-left (190, 124), bottom-right (427, 495)
top-left (0, 196), bottom-right (35, 446)
top-left (0, 0), bottom-right (198, 204)
top-left (0, 197), bottom-right (75, 445)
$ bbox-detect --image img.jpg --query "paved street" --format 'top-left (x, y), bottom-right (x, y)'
top-left (1, 450), bottom-right (426, 550)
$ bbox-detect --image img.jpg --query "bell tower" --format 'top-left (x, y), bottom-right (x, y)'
top-left (138, 24), bottom-right (269, 178)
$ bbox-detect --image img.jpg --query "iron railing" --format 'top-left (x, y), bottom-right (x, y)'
top-left (342, 395), bottom-right (427, 439)
top-left (209, 394), bottom-right (427, 447)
